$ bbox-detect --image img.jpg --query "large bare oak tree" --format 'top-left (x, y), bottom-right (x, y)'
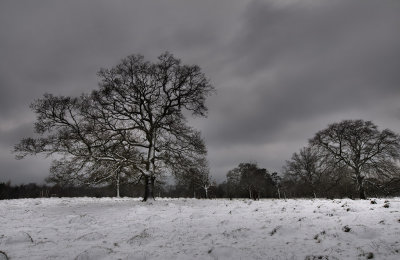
top-left (15, 52), bottom-right (214, 201)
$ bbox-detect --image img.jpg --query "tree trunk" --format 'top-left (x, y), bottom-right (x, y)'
top-left (359, 185), bottom-right (366, 200)
top-left (143, 134), bottom-right (156, 202)
top-left (143, 175), bottom-right (155, 202)
top-left (356, 173), bottom-right (366, 199)
top-left (116, 172), bottom-right (120, 198)
top-left (150, 176), bottom-right (156, 200)
top-left (143, 175), bottom-right (150, 202)
top-left (252, 190), bottom-right (259, 200)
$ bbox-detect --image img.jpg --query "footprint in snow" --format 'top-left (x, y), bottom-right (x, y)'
top-left (75, 232), bottom-right (106, 241)
top-left (127, 228), bottom-right (158, 245)
top-left (68, 214), bottom-right (96, 225)
top-left (74, 246), bottom-right (113, 260)
top-left (4, 231), bottom-right (34, 245)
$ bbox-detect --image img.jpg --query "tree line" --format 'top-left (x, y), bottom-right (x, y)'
top-left (0, 180), bottom-right (212, 200)
top-left (216, 120), bottom-right (400, 199)
top-left (0, 181), bottom-right (140, 199)
top-left (13, 52), bottom-right (400, 200)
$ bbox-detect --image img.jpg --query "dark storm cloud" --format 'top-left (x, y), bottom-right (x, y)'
top-left (0, 0), bottom-right (243, 120)
top-left (0, 0), bottom-right (247, 183)
top-left (201, 0), bottom-right (400, 148)
top-left (1, 0), bottom-right (399, 183)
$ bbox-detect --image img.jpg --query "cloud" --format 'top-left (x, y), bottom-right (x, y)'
top-left (1, 0), bottom-right (399, 184)
top-left (201, 0), bottom-right (400, 147)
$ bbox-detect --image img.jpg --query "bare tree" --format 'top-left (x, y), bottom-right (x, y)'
top-left (93, 53), bottom-right (214, 201)
top-left (270, 172), bottom-right (282, 199)
top-left (172, 153), bottom-right (211, 198)
top-left (15, 52), bottom-right (214, 201)
top-left (283, 146), bottom-right (343, 198)
top-left (226, 166), bottom-right (242, 199)
top-left (310, 120), bottom-right (400, 199)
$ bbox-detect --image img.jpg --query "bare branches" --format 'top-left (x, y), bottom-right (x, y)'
top-left (283, 146), bottom-right (346, 198)
top-left (309, 119), bottom-right (400, 199)
top-left (94, 53), bottom-right (213, 199)
top-left (15, 52), bottom-right (214, 200)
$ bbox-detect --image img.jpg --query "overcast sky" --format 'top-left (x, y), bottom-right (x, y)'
top-left (1, 0), bottom-right (399, 184)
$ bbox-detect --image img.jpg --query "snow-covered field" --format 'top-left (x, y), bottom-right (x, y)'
top-left (0, 198), bottom-right (399, 260)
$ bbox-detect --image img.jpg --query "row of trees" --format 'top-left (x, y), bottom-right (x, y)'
top-left (0, 180), bottom-right (220, 200)
top-left (0, 182), bottom-right (142, 199)
top-left (219, 120), bottom-right (400, 200)
top-left (284, 120), bottom-right (400, 199)
top-left (15, 53), bottom-right (214, 201)
top-left (0, 180), bottom-right (212, 199)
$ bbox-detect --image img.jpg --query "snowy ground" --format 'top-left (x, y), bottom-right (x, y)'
top-left (0, 198), bottom-right (399, 260)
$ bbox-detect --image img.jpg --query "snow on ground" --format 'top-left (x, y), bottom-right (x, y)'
top-left (0, 197), bottom-right (399, 260)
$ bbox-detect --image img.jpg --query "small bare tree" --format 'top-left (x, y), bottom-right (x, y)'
top-left (283, 146), bottom-right (343, 198)
top-left (172, 155), bottom-right (211, 198)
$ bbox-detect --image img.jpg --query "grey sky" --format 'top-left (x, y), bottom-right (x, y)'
top-left (1, 0), bottom-right (399, 184)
